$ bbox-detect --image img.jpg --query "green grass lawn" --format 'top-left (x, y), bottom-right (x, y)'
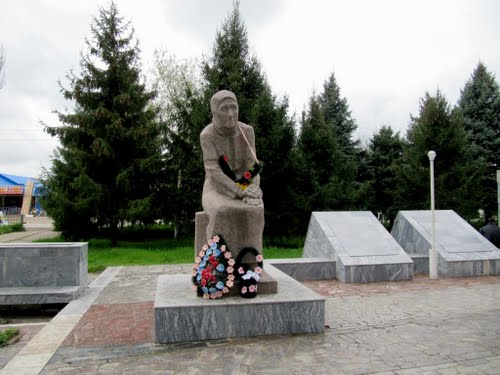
top-left (0, 223), bottom-right (24, 235)
top-left (38, 236), bottom-right (303, 273)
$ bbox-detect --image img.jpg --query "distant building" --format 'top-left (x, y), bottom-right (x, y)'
top-left (0, 173), bottom-right (44, 215)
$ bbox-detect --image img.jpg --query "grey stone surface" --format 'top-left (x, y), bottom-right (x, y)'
top-left (392, 210), bottom-right (500, 277)
top-left (0, 286), bottom-right (81, 305)
top-left (194, 211), bottom-right (209, 256)
top-left (304, 211), bottom-right (413, 282)
top-left (0, 266), bottom-right (120, 375)
top-left (34, 266), bottom-right (500, 375)
top-left (409, 253), bottom-right (429, 274)
top-left (154, 264), bottom-right (325, 343)
top-left (270, 257), bottom-right (336, 280)
top-left (200, 90), bottom-right (264, 259)
top-left (0, 242), bottom-right (88, 304)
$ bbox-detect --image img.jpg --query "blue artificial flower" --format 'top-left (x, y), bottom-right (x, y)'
top-left (216, 281), bottom-right (224, 290)
top-left (208, 287), bottom-right (217, 294)
top-left (197, 274), bottom-right (202, 282)
top-left (214, 249), bottom-right (221, 257)
top-left (216, 263), bottom-right (225, 272)
top-left (201, 287), bottom-right (208, 294)
top-left (206, 249), bottom-right (213, 256)
top-left (210, 242), bottom-right (218, 250)
top-left (199, 261), bottom-right (206, 269)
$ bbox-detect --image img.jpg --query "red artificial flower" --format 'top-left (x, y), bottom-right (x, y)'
top-left (201, 279), bottom-right (207, 287)
top-left (223, 155), bottom-right (229, 162)
top-left (243, 171), bottom-right (252, 180)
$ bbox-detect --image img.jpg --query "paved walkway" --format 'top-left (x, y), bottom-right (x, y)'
top-left (0, 216), bottom-right (60, 243)
top-left (0, 264), bottom-right (499, 374)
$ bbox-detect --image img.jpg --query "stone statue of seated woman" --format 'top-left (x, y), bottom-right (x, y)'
top-left (199, 90), bottom-right (264, 258)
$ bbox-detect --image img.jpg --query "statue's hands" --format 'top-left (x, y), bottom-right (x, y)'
top-left (243, 184), bottom-right (263, 199)
top-left (238, 184), bottom-right (263, 205)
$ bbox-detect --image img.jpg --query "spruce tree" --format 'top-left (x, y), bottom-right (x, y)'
top-left (458, 62), bottom-right (500, 215)
top-left (42, 2), bottom-right (162, 244)
top-left (202, 2), bottom-right (297, 237)
top-left (296, 95), bottom-right (354, 220)
top-left (394, 90), bottom-right (483, 219)
top-left (366, 126), bottom-right (404, 224)
top-left (319, 72), bottom-right (360, 155)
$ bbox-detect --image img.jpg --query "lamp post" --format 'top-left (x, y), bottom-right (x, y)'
top-left (428, 151), bottom-right (438, 279)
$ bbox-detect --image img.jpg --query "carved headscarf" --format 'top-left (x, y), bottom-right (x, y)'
top-left (210, 90), bottom-right (238, 116)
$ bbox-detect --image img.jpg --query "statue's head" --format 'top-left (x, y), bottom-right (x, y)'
top-left (211, 90), bottom-right (238, 134)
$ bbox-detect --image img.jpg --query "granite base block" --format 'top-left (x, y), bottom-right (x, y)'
top-left (154, 264), bottom-right (325, 344)
top-left (269, 258), bottom-right (336, 280)
top-left (0, 286), bottom-right (82, 304)
top-left (409, 254), bottom-right (429, 275)
top-left (339, 262), bottom-right (414, 283)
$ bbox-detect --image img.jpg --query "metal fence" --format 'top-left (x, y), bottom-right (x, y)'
top-left (0, 213), bottom-right (23, 226)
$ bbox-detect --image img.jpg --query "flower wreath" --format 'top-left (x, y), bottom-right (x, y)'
top-left (192, 234), bottom-right (235, 299)
top-left (219, 155), bottom-right (262, 190)
top-left (234, 247), bottom-right (264, 298)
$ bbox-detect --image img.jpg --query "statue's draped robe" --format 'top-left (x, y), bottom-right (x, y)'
top-left (200, 122), bottom-right (264, 254)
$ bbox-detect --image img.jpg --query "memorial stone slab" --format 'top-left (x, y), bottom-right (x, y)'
top-left (303, 211), bottom-right (413, 283)
top-left (0, 242), bottom-right (88, 304)
top-left (391, 210), bottom-right (500, 277)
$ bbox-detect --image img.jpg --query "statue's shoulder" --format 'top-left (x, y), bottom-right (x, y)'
top-left (238, 122), bottom-right (254, 135)
top-left (200, 124), bottom-right (215, 139)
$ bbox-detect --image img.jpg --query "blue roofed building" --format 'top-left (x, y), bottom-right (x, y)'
top-left (0, 173), bottom-right (44, 215)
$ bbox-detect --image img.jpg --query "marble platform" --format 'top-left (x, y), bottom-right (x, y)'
top-left (154, 264), bottom-right (325, 344)
top-left (0, 242), bottom-right (88, 304)
top-left (269, 258), bottom-right (336, 281)
top-left (303, 211), bottom-right (414, 283)
top-left (391, 210), bottom-right (500, 277)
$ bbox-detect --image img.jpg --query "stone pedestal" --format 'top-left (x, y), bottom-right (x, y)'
top-left (195, 211), bottom-right (262, 263)
top-left (154, 264), bottom-right (325, 344)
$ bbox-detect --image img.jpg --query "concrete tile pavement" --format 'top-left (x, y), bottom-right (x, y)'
top-left (1, 266), bottom-right (500, 374)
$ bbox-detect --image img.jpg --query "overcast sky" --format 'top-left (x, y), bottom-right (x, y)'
top-left (1, 0), bottom-right (499, 178)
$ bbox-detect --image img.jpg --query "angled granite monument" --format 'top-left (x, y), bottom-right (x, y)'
top-left (303, 211), bottom-right (414, 283)
top-left (391, 210), bottom-right (500, 277)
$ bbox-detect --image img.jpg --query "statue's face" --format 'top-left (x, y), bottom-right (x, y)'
top-left (216, 98), bottom-right (238, 131)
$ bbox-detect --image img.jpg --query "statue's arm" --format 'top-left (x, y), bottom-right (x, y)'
top-left (200, 133), bottom-right (243, 199)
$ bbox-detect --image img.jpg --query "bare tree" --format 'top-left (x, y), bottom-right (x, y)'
top-left (0, 45), bottom-right (5, 90)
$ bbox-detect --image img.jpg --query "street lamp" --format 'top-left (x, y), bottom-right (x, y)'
top-left (428, 151), bottom-right (438, 279)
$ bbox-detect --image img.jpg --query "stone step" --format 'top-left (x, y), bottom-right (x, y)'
top-left (154, 264), bottom-right (325, 344)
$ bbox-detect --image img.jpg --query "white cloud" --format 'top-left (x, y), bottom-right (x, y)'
top-left (0, 0), bottom-right (499, 178)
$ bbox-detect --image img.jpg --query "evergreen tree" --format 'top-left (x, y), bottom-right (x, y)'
top-left (42, 2), bottom-right (162, 245)
top-left (296, 95), bottom-right (354, 220)
top-left (318, 72), bottom-right (363, 207)
top-left (394, 90), bottom-right (483, 218)
top-left (366, 126), bottom-right (404, 224)
top-left (202, 2), bottom-right (297, 237)
top-left (319, 72), bottom-right (360, 155)
top-left (458, 62), bottom-right (500, 214)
